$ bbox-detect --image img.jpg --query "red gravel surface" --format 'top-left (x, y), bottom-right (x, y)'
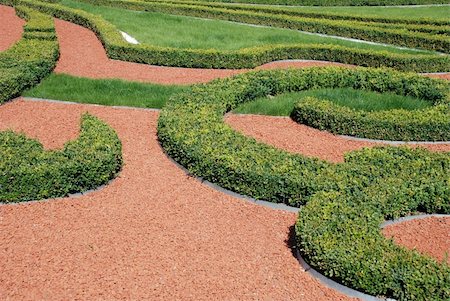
top-left (0, 98), bottom-right (357, 301)
top-left (0, 5), bottom-right (25, 52)
top-left (383, 217), bottom-right (450, 264)
top-left (225, 114), bottom-right (450, 163)
top-left (53, 19), bottom-right (347, 85)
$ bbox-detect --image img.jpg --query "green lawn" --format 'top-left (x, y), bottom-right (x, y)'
top-left (23, 74), bottom-right (187, 109)
top-left (60, 0), bottom-right (433, 54)
top-left (233, 87), bottom-right (432, 116)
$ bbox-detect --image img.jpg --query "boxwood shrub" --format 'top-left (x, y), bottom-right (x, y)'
top-left (0, 114), bottom-right (123, 203)
top-left (291, 96), bottom-right (450, 141)
top-left (177, 0), bottom-right (449, 7)
top-left (0, 4), bottom-right (58, 104)
top-left (158, 67), bottom-right (449, 298)
top-left (296, 147), bottom-right (449, 300)
top-left (11, 0), bottom-right (450, 71)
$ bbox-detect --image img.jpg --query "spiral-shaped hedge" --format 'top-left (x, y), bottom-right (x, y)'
top-left (158, 67), bottom-right (449, 299)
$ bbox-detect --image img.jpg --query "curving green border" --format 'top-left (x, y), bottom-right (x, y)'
top-left (291, 95), bottom-right (450, 141)
top-left (0, 4), bottom-right (59, 104)
top-left (0, 113), bottom-right (123, 203)
top-left (296, 148), bottom-right (449, 300)
top-left (157, 66), bottom-right (449, 299)
top-left (9, 0), bottom-right (450, 71)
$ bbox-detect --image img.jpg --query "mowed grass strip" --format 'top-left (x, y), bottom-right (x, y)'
top-left (60, 0), bottom-right (434, 55)
top-left (23, 74), bottom-right (187, 109)
top-left (234, 87), bottom-right (432, 116)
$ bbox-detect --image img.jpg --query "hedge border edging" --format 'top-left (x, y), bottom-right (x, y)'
top-left (11, 0), bottom-right (450, 71)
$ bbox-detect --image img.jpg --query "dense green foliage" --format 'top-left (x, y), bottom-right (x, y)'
top-left (291, 96), bottom-right (450, 141)
top-left (297, 147), bottom-right (450, 300)
top-left (12, 0), bottom-right (450, 71)
top-left (24, 74), bottom-right (187, 108)
top-left (182, 0), bottom-right (449, 6)
top-left (0, 4), bottom-right (59, 104)
top-left (0, 114), bottom-right (123, 203)
top-left (158, 67), bottom-right (449, 299)
top-left (234, 87), bottom-right (432, 115)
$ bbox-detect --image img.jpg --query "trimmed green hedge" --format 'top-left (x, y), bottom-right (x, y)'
top-left (141, 0), bottom-right (450, 26)
top-left (12, 0), bottom-right (450, 71)
top-left (158, 66), bottom-right (449, 205)
top-left (179, 0), bottom-right (449, 7)
top-left (0, 4), bottom-right (59, 104)
top-left (158, 67), bottom-right (449, 299)
top-left (79, 0), bottom-right (450, 53)
top-left (296, 147), bottom-right (450, 300)
top-left (291, 96), bottom-right (450, 141)
top-left (0, 114), bottom-right (123, 203)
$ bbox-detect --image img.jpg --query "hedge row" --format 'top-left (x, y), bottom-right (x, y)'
top-left (81, 0), bottom-right (450, 53)
top-left (157, 66), bottom-right (449, 205)
top-left (180, 0), bottom-right (449, 7)
top-left (296, 147), bottom-right (449, 300)
top-left (291, 96), bottom-right (450, 141)
top-left (0, 3), bottom-right (59, 104)
top-left (14, 0), bottom-right (450, 71)
top-left (157, 67), bottom-right (449, 299)
top-left (0, 114), bottom-right (123, 203)
top-left (141, 0), bottom-right (450, 26)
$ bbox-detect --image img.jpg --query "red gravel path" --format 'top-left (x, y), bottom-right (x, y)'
top-left (0, 6), bottom-right (25, 52)
top-left (225, 114), bottom-right (450, 163)
top-left (0, 98), bottom-right (357, 301)
top-left (383, 217), bottom-right (450, 264)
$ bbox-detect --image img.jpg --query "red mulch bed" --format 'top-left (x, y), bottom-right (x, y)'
top-left (383, 217), bottom-right (450, 265)
top-left (225, 114), bottom-right (450, 163)
top-left (0, 99), bottom-right (357, 301)
top-left (0, 5), bottom-right (25, 52)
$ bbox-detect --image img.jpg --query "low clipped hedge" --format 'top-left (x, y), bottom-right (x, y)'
top-left (0, 4), bottom-right (58, 104)
top-left (12, 0), bottom-right (450, 71)
top-left (148, 0), bottom-right (450, 26)
top-left (158, 67), bottom-right (449, 299)
top-left (0, 114), bottom-right (123, 203)
top-left (291, 96), bottom-right (450, 141)
top-left (181, 0), bottom-right (449, 7)
top-left (158, 66), bottom-right (449, 205)
top-left (79, 0), bottom-right (450, 54)
top-left (296, 147), bottom-right (449, 300)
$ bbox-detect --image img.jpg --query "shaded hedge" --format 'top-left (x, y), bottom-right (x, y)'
top-left (12, 0), bottom-right (450, 71)
top-left (0, 4), bottom-right (59, 104)
top-left (291, 96), bottom-right (450, 141)
top-left (0, 114), bottom-right (123, 203)
top-left (158, 67), bottom-right (449, 299)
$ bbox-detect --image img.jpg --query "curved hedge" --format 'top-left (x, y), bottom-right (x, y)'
top-left (158, 66), bottom-right (449, 205)
top-left (180, 0), bottom-right (449, 7)
top-left (0, 4), bottom-right (59, 104)
top-left (12, 0), bottom-right (450, 71)
top-left (296, 147), bottom-right (449, 300)
top-left (291, 96), bottom-right (450, 141)
top-left (0, 114), bottom-right (123, 203)
top-left (148, 0), bottom-right (450, 26)
top-left (158, 67), bottom-right (449, 299)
